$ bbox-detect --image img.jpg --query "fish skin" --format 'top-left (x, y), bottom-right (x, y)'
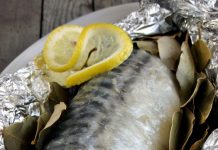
top-left (43, 49), bottom-right (180, 150)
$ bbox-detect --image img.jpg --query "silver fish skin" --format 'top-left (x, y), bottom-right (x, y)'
top-left (43, 49), bottom-right (180, 150)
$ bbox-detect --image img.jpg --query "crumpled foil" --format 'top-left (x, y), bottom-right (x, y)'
top-left (116, 1), bottom-right (178, 38)
top-left (203, 129), bottom-right (218, 149)
top-left (0, 62), bottom-right (50, 150)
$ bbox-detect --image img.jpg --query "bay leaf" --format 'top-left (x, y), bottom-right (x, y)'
top-left (181, 73), bottom-right (206, 108)
top-left (184, 123), bottom-right (209, 149)
top-left (33, 102), bottom-right (66, 148)
top-left (3, 116), bottom-right (37, 150)
top-left (32, 113), bottom-right (50, 145)
top-left (32, 83), bottom-right (68, 145)
top-left (169, 110), bottom-right (183, 150)
top-left (181, 108), bottom-right (195, 150)
top-left (43, 82), bottom-right (69, 113)
top-left (136, 40), bottom-right (158, 56)
top-left (190, 124), bottom-right (209, 150)
top-left (35, 102), bottom-right (67, 150)
top-left (157, 36), bottom-right (181, 70)
top-left (191, 40), bottom-right (211, 72)
top-left (180, 73), bottom-right (215, 124)
top-left (43, 102), bottom-right (66, 129)
top-left (176, 41), bottom-right (195, 103)
top-left (169, 108), bottom-right (195, 150)
top-left (194, 79), bottom-right (215, 124)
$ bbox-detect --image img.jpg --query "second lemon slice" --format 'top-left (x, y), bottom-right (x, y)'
top-left (43, 25), bottom-right (83, 72)
top-left (65, 23), bottom-right (133, 87)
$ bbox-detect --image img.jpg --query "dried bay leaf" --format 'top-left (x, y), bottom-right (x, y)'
top-left (32, 83), bottom-right (69, 145)
top-left (32, 113), bottom-right (50, 145)
top-left (194, 79), bottom-right (215, 124)
top-left (43, 102), bottom-right (66, 130)
top-left (135, 40), bottom-right (158, 56)
top-left (169, 108), bottom-right (195, 150)
top-left (181, 73), bottom-right (206, 107)
top-left (185, 123), bottom-right (209, 150)
top-left (35, 102), bottom-right (67, 150)
top-left (176, 41), bottom-right (195, 103)
top-left (44, 82), bottom-right (69, 113)
top-left (3, 116), bottom-right (37, 150)
top-left (157, 36), bottom-right (181, 70)
top-left (169, 110), bottom-right (183, 150)
top-left (190, 124), bottom-right (209, 150)
top-left (191, 40), bottom-right (211, 72)
top-left (180, 72), bottom-right (215, 124)
top-left (181, 108), bottom-right (195, 150)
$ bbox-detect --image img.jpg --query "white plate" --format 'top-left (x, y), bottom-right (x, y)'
top-left (1, 3), bottom-right (138, 75)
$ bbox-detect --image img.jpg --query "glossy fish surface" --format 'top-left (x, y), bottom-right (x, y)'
top-left (43, 49), bottom-right (180, 150)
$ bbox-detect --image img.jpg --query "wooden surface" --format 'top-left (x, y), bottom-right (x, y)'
top-left (0, 0), bottom-right (41, 72)
top-left (0, 0), bottom-right (138, 72)
top-left (42, 0), bottom-right (93, 36)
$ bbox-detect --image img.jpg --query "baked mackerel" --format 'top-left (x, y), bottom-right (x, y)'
top-left (43, 49), bottom-right (180, 150)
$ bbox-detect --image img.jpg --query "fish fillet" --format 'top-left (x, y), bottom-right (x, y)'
top-left (43, 49), bottom-right (180, 150)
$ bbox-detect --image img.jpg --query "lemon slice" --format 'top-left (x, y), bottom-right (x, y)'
top-left (43, 25), bottom-right (83, 72)
top-left (65, 23), bottom-right (133, 87)
top-left (41, 23), bottom-right (133, 87)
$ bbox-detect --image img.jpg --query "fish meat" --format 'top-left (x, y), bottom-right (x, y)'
top-left (42, 49), bottom-right (180, 150)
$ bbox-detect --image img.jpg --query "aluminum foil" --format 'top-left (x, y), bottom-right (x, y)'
top-left (116, 1), bottom-right (178, 39)
top-left (203, 129), bottom-right (218, 149)
top-left (0, 62), bottom-right (50, 150)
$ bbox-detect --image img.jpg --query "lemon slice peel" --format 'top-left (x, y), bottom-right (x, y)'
top-left (65, 23), bottom-right (133, 87)
top-left (43, 24), bottom-right (83, 72)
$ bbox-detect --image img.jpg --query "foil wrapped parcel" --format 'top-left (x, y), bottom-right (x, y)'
top-left (0, 0), bottom-right (218, 149)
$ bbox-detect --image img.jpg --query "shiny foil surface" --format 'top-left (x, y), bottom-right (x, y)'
top-left (203, 129), bottom-right (218, 149)
top-left (0, 62), bottom-right (50, 150)
top-left (116, 1), bottom-right (177, 38)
